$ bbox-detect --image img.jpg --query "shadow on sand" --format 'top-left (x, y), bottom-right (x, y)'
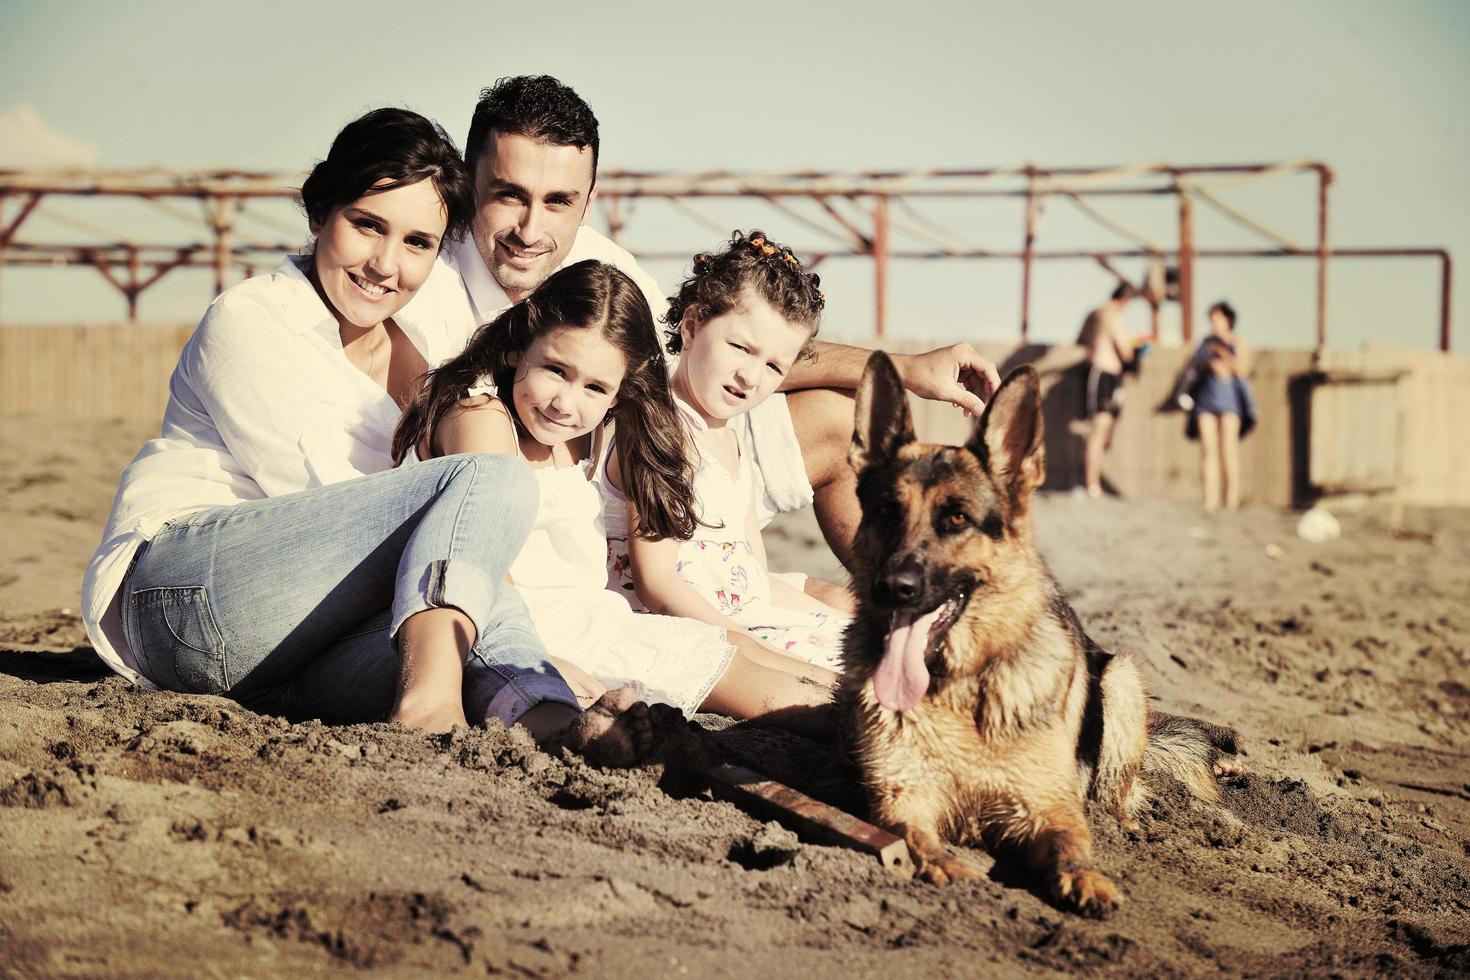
top-left (0, 646), bottom-right (111, 684)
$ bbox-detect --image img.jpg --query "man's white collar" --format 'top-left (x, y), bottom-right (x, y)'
top-left (446, 237), bottom-right (514, 323)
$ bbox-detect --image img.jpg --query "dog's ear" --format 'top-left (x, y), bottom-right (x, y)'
top-left (850, 351), bottom-right (914, 472)
top-left (969, 365), bottom-right (1045, 495)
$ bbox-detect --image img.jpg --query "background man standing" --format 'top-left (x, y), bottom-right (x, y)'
top-left (1076, 283), bottom-right (1140, 498)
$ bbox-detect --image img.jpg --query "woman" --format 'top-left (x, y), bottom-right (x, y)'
top-left (1187, 301), bottom-right (1256, 512)
top-left (81, 108), bottom-right (647, 762)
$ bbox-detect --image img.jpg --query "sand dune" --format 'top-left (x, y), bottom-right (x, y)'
top-left (1, 413), bottom-right (1467, 977)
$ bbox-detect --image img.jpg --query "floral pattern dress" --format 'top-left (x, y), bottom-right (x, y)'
top-left (599, 398), bottom-right (848, 670)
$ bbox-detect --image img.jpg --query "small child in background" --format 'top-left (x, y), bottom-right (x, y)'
top-left (391, 259), bottom-right (835, 732)
top-left (601, 231), bottom-right (852, 670)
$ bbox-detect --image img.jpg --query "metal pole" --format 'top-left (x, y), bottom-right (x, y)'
top-left (1177, 189), bottom-right (1195, 345)
top-left (1441, 251), bottom-right (1453, 353)
top-left (604, 194), bottom-right (625, 247)
top-left (127, 248), bottom-right (140, 321)
top-left (214, 206), bottom-right (230, 297)
top-left (873, 196), bottom-right (889, 339)
top-left (1020, 172), bottom-right (1036, 343)
top-left (206, 196), bottom-right (235, 297)
top-left (1316, 166), bottom-right (1331, 351)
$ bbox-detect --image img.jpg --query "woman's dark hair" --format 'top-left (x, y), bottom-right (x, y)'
top-left (393, 260), bottom-right (697, 541)
top-left (664, 230), bottom-right (824, 358)
top-left (1209, 301), bottom-right (1238, 330)
top-left (300, 107), bottom-right (474, 246)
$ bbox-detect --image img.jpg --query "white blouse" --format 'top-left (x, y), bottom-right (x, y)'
top-left (81, 254), bottom-right (475, 685)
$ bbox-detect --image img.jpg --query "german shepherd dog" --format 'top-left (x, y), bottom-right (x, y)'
top-left (841, 353), bottom-right (1239, 916)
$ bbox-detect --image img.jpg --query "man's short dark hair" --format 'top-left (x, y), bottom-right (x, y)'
top-left (464, 75), bottom-right (600, 187)
top-left (1110, 282), bottom-right (1134, 302)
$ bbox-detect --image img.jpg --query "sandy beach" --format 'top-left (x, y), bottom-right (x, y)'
top-left (1, 411), bottom-right (1467, 977)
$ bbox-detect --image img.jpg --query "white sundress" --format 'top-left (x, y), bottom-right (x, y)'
top-left (505, 431), bottom-right (734, 717)
top-left (599, 398), bottom-right (849, 671)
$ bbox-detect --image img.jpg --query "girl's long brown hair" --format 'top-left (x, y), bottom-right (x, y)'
top-left (393, 260), bottom-right (698, 541)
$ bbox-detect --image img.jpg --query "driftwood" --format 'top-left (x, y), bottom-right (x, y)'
top-left (708, 762), bottom-right (914, 877)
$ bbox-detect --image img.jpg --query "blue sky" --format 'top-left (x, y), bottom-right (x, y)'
top-left (1, 0), bottom-right (1466, 352)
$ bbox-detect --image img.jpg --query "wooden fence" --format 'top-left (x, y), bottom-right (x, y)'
top-left (3, 323), bottom-right (1467, 508)
top-left (1313, 346), bottom-right (1470, 508)
top-left (1, 322), bottom-right (195, 421)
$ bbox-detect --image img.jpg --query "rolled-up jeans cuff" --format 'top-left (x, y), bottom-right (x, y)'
top-left (486, 675), bottom-right (581, 727)
top-left (391, 558), bottom-right (493, 641)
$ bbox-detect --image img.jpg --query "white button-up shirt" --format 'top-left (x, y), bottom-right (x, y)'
top-left (82, 255), bottom-right (474, 685)
top-left (409, 227), bottom-right (669, 332)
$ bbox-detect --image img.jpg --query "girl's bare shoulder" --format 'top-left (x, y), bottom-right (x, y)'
top-left (434, 396), bottom-right (517, 455)
top-left (452, 391), bottom-right (508, 416)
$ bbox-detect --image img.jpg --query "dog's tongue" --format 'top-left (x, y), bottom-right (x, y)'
top-left (874, 606), bottom-right (942, 712)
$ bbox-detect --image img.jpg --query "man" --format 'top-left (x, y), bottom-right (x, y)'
top-left (401, 75), bottom-right (1000, 578)
top-left (1076, 283), bottom-right (1139, 498)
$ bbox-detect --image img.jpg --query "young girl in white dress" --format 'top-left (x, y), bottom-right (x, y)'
top-left (601, 232), bottom-right (852, 670)
top-left (391, 259), bottom-right (834, 732)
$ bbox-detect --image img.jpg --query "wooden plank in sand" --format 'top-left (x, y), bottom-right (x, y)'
top-left (708, 763), bottom-right (914, 877)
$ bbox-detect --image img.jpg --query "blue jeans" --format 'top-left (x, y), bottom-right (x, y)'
top-left (120, 453), bottom-right (577, 725)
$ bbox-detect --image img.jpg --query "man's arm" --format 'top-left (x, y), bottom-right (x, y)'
top-left (780, 339), bottom-right (873, 391)
top-left (783, 339), bottom-right (1002, 417)
top-left (1107, 313), bottom-right (1136, 366)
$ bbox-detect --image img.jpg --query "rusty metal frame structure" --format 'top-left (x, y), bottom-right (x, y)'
top-left (0, 162), bottom-right (1453, 351)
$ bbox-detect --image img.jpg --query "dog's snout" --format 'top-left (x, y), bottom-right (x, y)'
top-left (876, 556), bottom-right (925, 606)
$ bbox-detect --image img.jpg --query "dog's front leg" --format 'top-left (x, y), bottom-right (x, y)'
top-left (897, 823), bottom-right (985, 885)
top-left (873, 789), bottom-right (982, 885)
top-left (1018, 802), bottom-right (1121, 917)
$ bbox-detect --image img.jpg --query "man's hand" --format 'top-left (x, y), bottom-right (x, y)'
top-left (893, 343), bottom-right (1002, 417)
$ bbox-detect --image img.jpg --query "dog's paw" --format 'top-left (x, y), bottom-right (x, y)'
top-left (1053, 863), bottom-right (1121, 918)
top-left (917, 853), bottom-right (986, 886)
top-left (1213, 755), bottom-right (1246, 781)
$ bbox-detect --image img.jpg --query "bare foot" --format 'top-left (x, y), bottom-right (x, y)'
top-left (391, 698), bottom-right (468, 734)
top-left (521, 689), bottom-right (657, 768)
top-left (561, 688), bottom-right (656, 768)
top-left (392, 608), bottom-right (471, 733)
